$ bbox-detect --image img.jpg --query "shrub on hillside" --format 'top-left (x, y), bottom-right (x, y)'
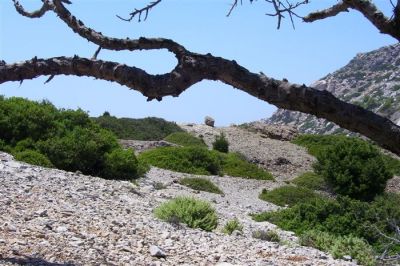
top-left (221, 152), bottom-right (274, 180)
top-left (212, 133), bottom-right (229, 153)
top-left (93, 115), bottom-right (183, 140)
top-left (180, 177), bottom-right (223, 194)
top-left (314, 137), bottom-right (392, 201)
top-left (139, 146), bottom-right (223, 175)
top-left (253, 194), bottom-right (400, 255)
top-left (164, 132), bottom-right (207, 147)
top-left (103, 148), bottom-right (139, 180)
top-left (0, 97), bottom-right (58, 144)
top-left (13, 149), bottom-right (54, 168)
top-left (292, 172), bottom-right (327, 191)
top-left (37, 125), bottom-right (119, 176)
top-left (223, 218), bottom-right (243, 235)
top-left (252, 229), bottom-right (280, 242)
top-left (259, 186), bottom-right (322, 207)
top-left (300, 230), bottom-right (375, 266)
top-left (154, 196), bottom-right (218, 231)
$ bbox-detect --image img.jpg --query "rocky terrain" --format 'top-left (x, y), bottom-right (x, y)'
top-left (267, 43), bottom-right (400, 134)
top-left (0, 124), bottom-right (359, 266)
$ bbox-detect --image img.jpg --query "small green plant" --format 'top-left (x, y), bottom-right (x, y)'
top-left (180, 177), bottom-right (223, 194)
top-left (259, 186), bottom-right (322, 207)
top-left (212, 133), bottom-right (229, 153)
top-left (292, 172), bottom-right (327, 191)
top-left (164, 132), bottom-right (207, 147)
top-left (154, 196), bottom-right (218, 231)
top-left (153, 182), bottom-right (167, 190)
top-left (13, 149), bottom-right (54, 168)
top-left (300, 230), bottom-right (376, 266)
top-left (252, 229), bottom-right (280, 242)
top-left (221, 152), bottom-right (274, 180)
top-left (223, 218), bottom-right (243, 235)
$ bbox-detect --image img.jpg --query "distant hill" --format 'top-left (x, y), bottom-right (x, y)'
top-left (92, 113), bottom-right (183, 140)
top-left (266, 44), bottom-right (400, 134)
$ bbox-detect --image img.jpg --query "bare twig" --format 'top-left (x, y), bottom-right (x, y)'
top-left (117, 0), bottom-right (162, 22)
top-left (92, 46), bottom-right (102, 60)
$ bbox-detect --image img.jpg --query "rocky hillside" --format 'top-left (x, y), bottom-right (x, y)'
top-left (266, 43), bottom-right (400, 134)
top-left (0, 125), bottom-right (358, 266)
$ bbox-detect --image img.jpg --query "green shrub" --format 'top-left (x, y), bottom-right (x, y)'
top-left (259, 186), bottom-right (322, 207)
top-left (300, 230), bottom-right (376, 266)
top-left (180, 177), bottom-right (223, 194)
top-left (37, 125), bottom-right (119, 176)
top-left (223, 218), bottom-right (243, 235)
top-left (13, 149), bottom-right (53, 168)
top-left (292, 172), bottom-right (327, 191)
top-left (222, 152), bottom-right (274, 180)
top-left (154, 196), bottom-right (218, 231)
top-left (252, 229), bottom-right (280, 242)
top-left (139, 146), bottom-right (222, 175)
top-left (212, 133), bottom-right (229, 153)
top-left (382, 154), bottom-right (400, 175)
top-left (103, 148), bottom-right (139, 180)
top-left (164, 132), bottom-right (207, 147)
top-left (253, 194), bottom-right (400, 255)
top-left (314, 137), bottom-right (392, 201)
top-left (93, 115), bottom-right (183, 140)
top-left (292, 134), bottom-right (349, 157)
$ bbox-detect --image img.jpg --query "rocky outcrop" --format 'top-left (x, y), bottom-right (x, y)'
top-left (119, 139), bottom-right (176, 154)
top-left (266, 43), bottom-right (400, 134)
top-left (240, 122), bottom-right (299, 141)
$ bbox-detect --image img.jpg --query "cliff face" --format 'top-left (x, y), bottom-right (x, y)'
top-left (266, 44), bottom-right (400, 134)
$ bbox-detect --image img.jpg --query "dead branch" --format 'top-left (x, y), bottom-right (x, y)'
top-left (116, 0), bottom-right (162, 22)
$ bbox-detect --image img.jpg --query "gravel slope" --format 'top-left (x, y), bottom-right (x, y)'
top-left (0, 152), bottom-right (355, 266)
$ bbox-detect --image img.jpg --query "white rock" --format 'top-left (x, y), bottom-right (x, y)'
top-left (149, 245), bottom-right (166, 258)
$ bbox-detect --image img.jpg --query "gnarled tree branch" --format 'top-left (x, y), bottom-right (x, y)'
top-left (1, 52), bottom-right (400, 155)
top-left (4, 0), bottom-right (400, 155)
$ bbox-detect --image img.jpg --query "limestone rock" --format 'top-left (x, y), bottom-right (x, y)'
top-left (204, 116), bottom-right (215, 127)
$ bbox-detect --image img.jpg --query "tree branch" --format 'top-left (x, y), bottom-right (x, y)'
top-left (117, 0), bottom-right (162, 22)
top-left (12, 0), bottom-right (52, 18)
top-left (1, 52), bottom-right (400, 155)
top-left (303, 2), bottom-right (350, 22)
top-left (304, 0), bottom-right (400, 41)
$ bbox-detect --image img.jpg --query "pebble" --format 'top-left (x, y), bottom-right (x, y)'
top-left (149, 245), bottom-right (166, 258)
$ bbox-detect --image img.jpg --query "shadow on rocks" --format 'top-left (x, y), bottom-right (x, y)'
top-left (0, 256), bottom-right (76, 266)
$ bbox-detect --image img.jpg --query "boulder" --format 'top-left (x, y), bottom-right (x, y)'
top-left (204, 116), bottom-right (215, 127)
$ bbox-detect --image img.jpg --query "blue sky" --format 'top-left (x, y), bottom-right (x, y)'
top-left (0, 0), bottom-right (396, 126)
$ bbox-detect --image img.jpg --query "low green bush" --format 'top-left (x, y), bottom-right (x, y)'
top-left (252, 229), bottom-right (280, 242)
top-left (300, 230), bottom-right (376, 266)
top-left (13, 149), bottom-right (54, 168)
top-left (37, 125), bottom-right (120, 176)
top-left (180, 177), bottom-right (223, 194)
top-left (221, 152), bottom-right (274, 180)
top-left (212, 133), bottom-right (229, 153)
top-left (139, 146), bottom-right (222, 175)
top-left (103, 148), bottom-right (139, 180)
top-left (259, 186), bottom-right (322, 207)
top-left (253, 194), bottom-right (400, 255)
top-left (292, 172), bottom-right (327, 191)
top-left (314, 137), bottom-right (391, 201)
top-left (223, 218), bottom-right (243, 235)
top-left (164, 132), bottom-right (207, 147)
top-left (154, 196), bottom-right (218, 231)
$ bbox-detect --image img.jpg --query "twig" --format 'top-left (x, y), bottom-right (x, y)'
top-left (117, 0), bottom-right (162, 22)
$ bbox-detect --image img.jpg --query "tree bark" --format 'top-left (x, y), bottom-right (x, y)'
top-left (1, 53), bottom-right (400, 155)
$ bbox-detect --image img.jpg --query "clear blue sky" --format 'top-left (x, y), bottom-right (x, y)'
top-left (0, 0), bottom-right (396, 126)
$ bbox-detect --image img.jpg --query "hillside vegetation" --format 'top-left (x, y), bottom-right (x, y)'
top-left (0, 97), bottom-right (144, 180)
top-left (93, 112), bottom-right (183, 140)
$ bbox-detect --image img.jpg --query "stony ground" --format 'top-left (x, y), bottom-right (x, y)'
top-left (0, 148), bottom-right (355, 265)
top-left (180, 124), bottom-right (315, 181)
